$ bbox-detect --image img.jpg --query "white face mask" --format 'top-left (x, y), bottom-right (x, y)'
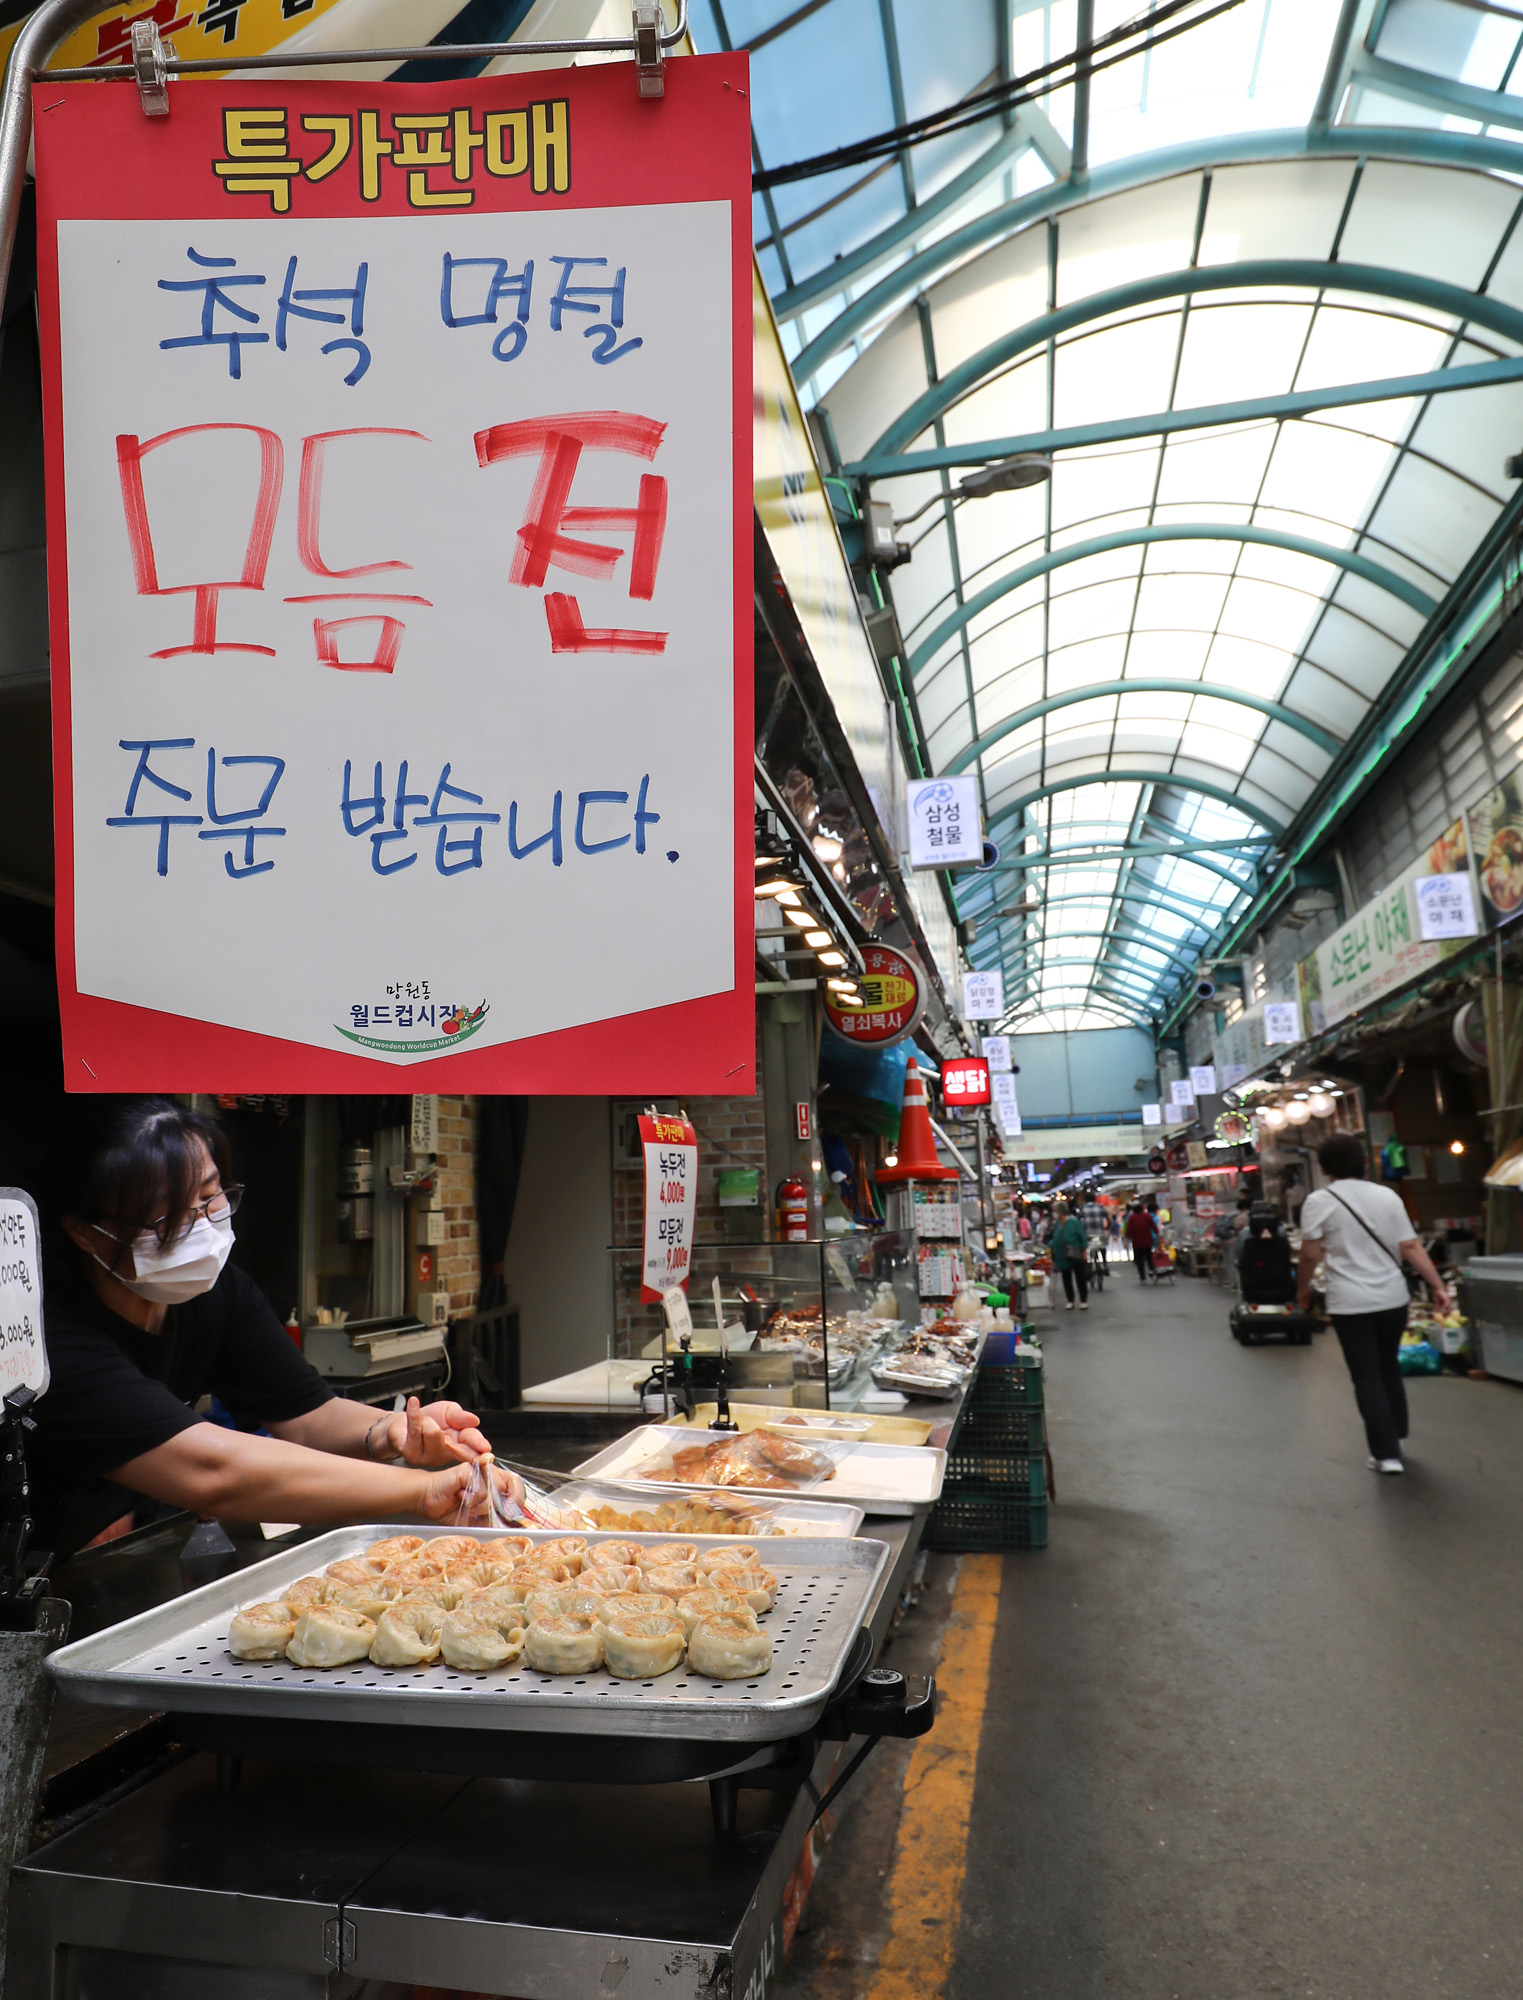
top-left (101, 1211), bottom-right (234, 1305)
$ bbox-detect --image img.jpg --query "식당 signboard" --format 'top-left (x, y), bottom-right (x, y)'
top-left (639, 1110), bottom-right (697, 1303)
top-left (0, 1189), bottom-right (47, 1400)
top-left (36, 60), bottom-right (753, 1092)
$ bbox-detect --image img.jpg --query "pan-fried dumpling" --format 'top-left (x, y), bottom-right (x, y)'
top-left (228, 1600), bottom-right (298, 1660)
top-left (440, 1604), bottom-right (528, 1672)
top-left (602, 1607), bottom-right (685, 1679)
top-left (370, 1600), bottom-right (445, 1668)
top-left (523, 1613), bottom-right (603, 1675)
top-left (688, 1613), bottom-right (772, 1681)
top-left (285, 1604), bottom-right (375, 1668)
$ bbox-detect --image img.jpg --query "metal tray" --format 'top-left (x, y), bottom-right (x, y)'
top-left (571, 1426), bottom-right (947, 1517)
top-left (45, 1527), bottom-right (890, 1744)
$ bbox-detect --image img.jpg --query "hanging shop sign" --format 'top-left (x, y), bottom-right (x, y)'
top-left (1168, 1078), bottom-right (1195, 1111)
top-left (981, 1034), bottom-right (1011, 1071)
top-left (942, 1056), bottom-right (991, 1107)
top-left (1414, 872), bottom-right (1478, 941)
top-left (639, 1109), bottom-right (698, 1303)
top-left (1263, 1001), bottom-right (1303, 1045)
top-left (1189, 1064), bottom-right (1216, 1097)
top-left (37, 60), bottom-right (753, 1092)
top-left (991, 1070), bottom-right (1021, 1136)
top-left (907, 776), bottom-right (982, 869)
top-left (1141, 1103), bottom-right (1162, 1126)
top-left (1215, 1110), bottom-right (1253, 1145)
top-left (0, 0), bottom-right (353, 77)
top-left (822, 942), bottom-right (924, 1046)
top-left (961, 968), bottom-right (1004, 1021)
top-left (1465, 772), bottom-right (1523, 933)
top-left (0, 1188), bottom-right (47, 1400)
top-left (1297, 874), bottom-right (1468, 1037)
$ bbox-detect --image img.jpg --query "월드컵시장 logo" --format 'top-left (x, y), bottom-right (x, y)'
top-left (336, 996), bottom-right (489, 1055)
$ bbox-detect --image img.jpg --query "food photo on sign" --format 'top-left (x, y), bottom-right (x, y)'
top-left (1467, 774), bottom-right (1523, 931)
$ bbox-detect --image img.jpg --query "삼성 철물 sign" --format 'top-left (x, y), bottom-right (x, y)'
top-left (35, 59), bottom-right (753, 1092)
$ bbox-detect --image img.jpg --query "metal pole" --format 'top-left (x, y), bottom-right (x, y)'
top-left (0, 1599), bottom-right (70, 1993)
top-left (1311, 0), bottom-right (1361, 131)
top-left (1071, 0), bottom-right (1094, 179)
top-left (974, 1111), bottom-right (991, 1259)
top-left (0, 0), bottom-right (104, 316)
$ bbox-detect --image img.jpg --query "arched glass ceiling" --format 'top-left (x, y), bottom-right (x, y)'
top-left (699, 0), bottom-right (1523, 1032)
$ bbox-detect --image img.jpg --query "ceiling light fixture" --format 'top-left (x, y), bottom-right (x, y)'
top-left (1259, 1106), bottom-right (1286, 1129)
top-left (958, 453), bottom-right (1054, 498)
top-left (1283, 1100), bottom-right (1312, 1125)
top-left (1450, 1139), bottom-right (1466, 1156)
top-left (755, 878), bottom-right (796, 899)
top-left (784, 907), bottom-right (814, 927)
top-left (804, 930), bottom-right (832, 947)
top-left (817, 949), bottom-right (847, 967)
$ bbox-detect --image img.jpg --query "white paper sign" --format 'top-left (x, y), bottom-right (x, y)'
top-left (907, 776), bottom-right (982, 868)
top-left (1264, 1001), bottom-right (1303, 1045)
top-left (1414, 872), bottom-right (1479, 942)
top-left (1141, 1103), bottom-right (1162, 1126)
top-left (991, 1070), bottom-right (1021, 1135)
top-left (640, 1112), bottom-right (698, 1299)
top-left (0, 1190), bottom-right (47, 1399)
top-left (1169, 1078), bottom-right (1196, 1109)
top-left (982, 1034), bottom-right (1012, 1072)
top-left (963, 970), bottom-right (1005, 1020)
top-left (55, 206), bottom-right (736, 1069)
top-left (409, 1094), bottom-right (439, 1155)
top-left (1189, 1065), bottom-right (1217, 1097)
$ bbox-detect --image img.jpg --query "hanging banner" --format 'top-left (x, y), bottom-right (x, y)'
top-left (991, 1070), bottom-right (1021, 1136)
top-left (907, 775), bottom-right (981, 869)
top-left (1297, 875), bottom-right (1468, 1036)
top-left (37, 59), bottom-right (753, 1091)
top-left (0, 1189), bottom-right (47, 1400)
top-left (639, 1109), bottom-right (698, 1303)
top-left (961, 968), bottom-right (1004, 1021)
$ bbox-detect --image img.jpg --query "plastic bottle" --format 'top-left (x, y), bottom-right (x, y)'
top-left (283, 1307), bottom-right (303, 1351)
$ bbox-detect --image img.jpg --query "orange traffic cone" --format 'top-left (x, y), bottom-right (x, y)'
top-left (877, 1058), bottom-right (958, 1183)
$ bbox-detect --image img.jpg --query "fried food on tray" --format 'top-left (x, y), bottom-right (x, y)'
top-left (322, 1557), bottom-right (390, 1589)
top-left (228, 1601), bottom-right (298, 1660)
top-left (602, 1607), bottom-right (685, 1680)
top-left (440, 1604), bottom-right (527, 1672)
top-left (676, 1588), bottom-right (760, 1641)
top-left (688, 1613), bottom-right (773, 1681)
top-left (640, 1541), bottom-right (701, 1568)
top-left (480, 1535), bottom-right (536, 1564)
top-left (524, 1612), bottom-right (604, 1675)
top-left (370, 1601), bottom-right (445, 1668)
top-left (696, 1543), bottom-right (759, 1569)
top-left (397, 1577), bottom-right (468, 1613)
top-left (599, 1588), bottom-right (674, 1624)
top-left (697, 1563), bottom-right (777, 1613)
top-left (281, 1575), bottom-right (330, 1609)
top-left (579, 1560), bottom-right (640, 1595)
top-left (421, 1536), bottom-right (485, 1565)
top-left (442, 1559), bottom-right (502, 1593)
top-left (285, 1604), bottom-right (376, 1668)
top-left (655, 1429), bottom-right (837, 1492)
top-left (641, 1563), bottom-right (701, 1599)
top-left (328, 1579), bottom-right (404, 1623)
top-left (507, 1556), bottom-right (575, 1590)
top-left (365, 1535), bottom-right (425, 1564)
top-left (385, 1556), bottom-right (452, 1593)
top-left (524, 1586), bottom-right (607, 1626)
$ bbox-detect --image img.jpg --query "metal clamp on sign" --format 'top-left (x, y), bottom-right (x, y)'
top-left (634, 3), bottom-right (667, 98)
top-left (129, 18), bottom-right (171, 119)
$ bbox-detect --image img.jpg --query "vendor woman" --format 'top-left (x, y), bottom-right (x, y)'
top-left (28, 1097), bottom-right (521, 1561)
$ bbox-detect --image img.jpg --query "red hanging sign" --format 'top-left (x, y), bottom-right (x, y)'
top-left (35, 58), bottom-right (753, 1093)
top-left (639, 1110), bottom-right (698, 1303)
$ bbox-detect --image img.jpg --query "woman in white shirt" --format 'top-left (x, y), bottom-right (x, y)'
top-left (1296, 1133), bottom-right (1452, 1475)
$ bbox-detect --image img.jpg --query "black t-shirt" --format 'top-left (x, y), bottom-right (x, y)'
top-left (28, 1259), bottom-right (332, 1560)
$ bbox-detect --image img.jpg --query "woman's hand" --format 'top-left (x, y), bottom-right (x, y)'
top-left (418, 1458), bottom-right (483, 1522)
top-left (383, 1397), bottom-right (490, 1467)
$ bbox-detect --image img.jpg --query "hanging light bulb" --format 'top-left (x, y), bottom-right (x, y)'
top-left (1259, 1106), bottom-right (1286, 1129)
top-left (1306, 1091), bottom-right (1335, 1118)
top-left (1283, 1099), bottom-right (1313, 1125)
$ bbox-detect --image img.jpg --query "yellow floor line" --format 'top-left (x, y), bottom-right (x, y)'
top-left (866, 1553), bottom-right (1004, 2000)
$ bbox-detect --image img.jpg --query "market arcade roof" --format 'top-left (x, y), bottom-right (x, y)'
top-left (700, 0), bottom-right (1523, 1032)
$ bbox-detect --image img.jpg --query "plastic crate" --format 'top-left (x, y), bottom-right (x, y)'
top-left (970, 1362), bottom-right (1043, 1412)
top-left (944, 1451), bottom-right (1046, 1499)
top-left (923, 1490), bottom-right (1049, 1552)
top-left (958, 1403), bottom-right (1046, 1455)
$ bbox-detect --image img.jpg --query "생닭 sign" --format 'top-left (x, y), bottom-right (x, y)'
top-left (37, 61), bottom-right (753, 1092)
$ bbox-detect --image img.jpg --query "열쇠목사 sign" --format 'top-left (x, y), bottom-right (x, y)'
top-left (35, 60), bottom-right (753, 1092)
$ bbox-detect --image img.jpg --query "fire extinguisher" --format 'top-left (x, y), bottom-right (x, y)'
top-left (776, 1173), bottom-right (810, 1242)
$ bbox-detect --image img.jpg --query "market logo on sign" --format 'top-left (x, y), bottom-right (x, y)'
top-left (336, 999), bottom-right (489, 1055)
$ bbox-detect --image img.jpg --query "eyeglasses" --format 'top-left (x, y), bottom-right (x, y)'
top-left (143, 1185), bottom-right (245, 1240)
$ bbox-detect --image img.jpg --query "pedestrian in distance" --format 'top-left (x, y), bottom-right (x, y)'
top-left (1124, 1202), bottom-right (1156, 1283)
top-left (1051, 1200), bottom-right (1090, 1310)
top-left (1296, 1133), bottom-right (1453, 1475)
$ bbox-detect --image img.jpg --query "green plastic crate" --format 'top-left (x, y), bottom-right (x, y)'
top-left (958, 1404), bottom-right (1045, 1455)
top-left (923, 1490), bottom-right (1049, 1552)
top-left (971, 1362), bottom-right (1044, 1412)
top-left (944, 1451), bottom-right (1047, 1499)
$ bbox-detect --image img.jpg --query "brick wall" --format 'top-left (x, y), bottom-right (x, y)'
top-left (435, 1093), bottom-right (480, 1316)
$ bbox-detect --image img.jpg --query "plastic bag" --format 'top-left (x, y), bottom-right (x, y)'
top-left (452, 1455), bottom-right (592, 1531)
top-left (1397, 1339), bottom-right (1443, 1375)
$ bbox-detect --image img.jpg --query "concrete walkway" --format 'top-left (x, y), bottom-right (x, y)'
top-left (787, 1269), bottom-right (1523, 1999)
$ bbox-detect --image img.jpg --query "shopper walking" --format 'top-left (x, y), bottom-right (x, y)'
top-left (1297, 1133), bottom-right (1453, 1475)
top-left (1125, 1202), bottom-right (1156, 1283)
top-left (1051, 1201), bottom-right (1090, 1310)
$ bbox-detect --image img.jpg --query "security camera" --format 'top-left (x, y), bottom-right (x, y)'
top-left (1195, 977), bottom-right (1217, 1000)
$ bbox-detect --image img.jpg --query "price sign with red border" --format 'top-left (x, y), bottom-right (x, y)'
top-left (639, 1110), bottom-right (698, 1303)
